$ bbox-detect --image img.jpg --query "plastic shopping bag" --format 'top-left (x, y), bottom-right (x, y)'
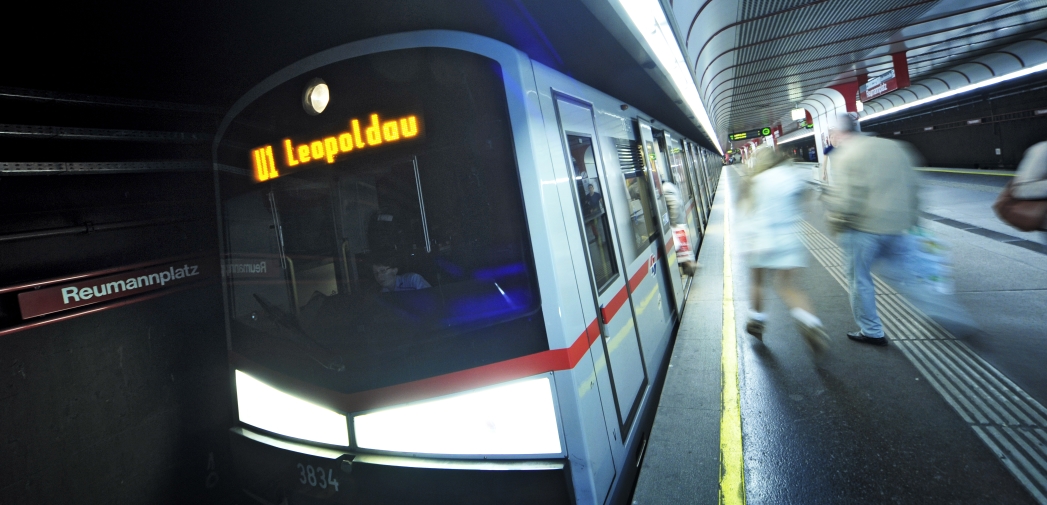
top-left (908, 226), bottom-right (954, 295)
top-left (898, 226), bottom-right (980, 335)
top-left (672, 225), bottom-right (695, 263)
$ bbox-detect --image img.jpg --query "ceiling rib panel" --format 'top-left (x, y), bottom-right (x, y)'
top-left (670, 0), bottom-right (1047, 140)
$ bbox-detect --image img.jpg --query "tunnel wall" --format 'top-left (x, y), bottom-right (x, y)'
top-left (0, 172), bottom-right (235, 504)
top-left (861, 72), bottom-right (1047, 170)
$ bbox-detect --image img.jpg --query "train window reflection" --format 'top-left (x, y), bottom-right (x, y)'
top-left (616, 138), bottom-right (658, 255)
top-left (668, 140), bottom-right (692, 204)
top-left (643, 138), bottom-right (671, 233)
top-left (567, 134), bottom-right (618, 292)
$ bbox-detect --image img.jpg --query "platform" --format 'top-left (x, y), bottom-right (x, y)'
top-left (633, 166), bottom-right (1047, 504)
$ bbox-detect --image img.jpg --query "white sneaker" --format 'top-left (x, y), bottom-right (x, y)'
top-left (798, 322), bottom-right (830, 351)
top-left (745, 319), bottom-right (765, 340)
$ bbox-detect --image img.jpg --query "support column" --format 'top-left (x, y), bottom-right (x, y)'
top-left (829, 82), bottom-right (860, 113)
top-left (892, 51), bottom-right (910, 89)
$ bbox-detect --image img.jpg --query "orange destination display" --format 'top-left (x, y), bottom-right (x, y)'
top-left (251, 112), bottom-right (422, 182)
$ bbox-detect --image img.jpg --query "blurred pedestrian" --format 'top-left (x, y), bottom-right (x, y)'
top-left (587, 184), bottom-right (604, 216)
top-left (738, 146), bottom-right (829, 350)
top-left (823, 115), bottom-right (919, 346)
top-left (993, 140), bottom-right (1047, 237)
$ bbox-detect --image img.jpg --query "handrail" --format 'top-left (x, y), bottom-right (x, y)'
top-left (0, 279), bottom-right (211, 338)
top-left (412, 156), bottom-right (431, 253)
top-left (340, 240), bottom-right (357, 295)
top-left (285, 257), bottom-right (299, 313)
top-left (0, 252), bottom-right (211, 295)
top-left (0, 216), bottom-right (203, 244)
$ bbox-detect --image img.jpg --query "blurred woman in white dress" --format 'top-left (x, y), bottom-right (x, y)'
top-left (737, 147), bottom-right (829, 350)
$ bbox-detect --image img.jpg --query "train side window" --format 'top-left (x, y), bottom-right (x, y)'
top-left (566, 134), bottom-right (618, 292)
top-left (667, 139), bottom-right (693, 204)
top-left (643, 138), bottom-right (671, 233)
top-left (615, 138), bottom-right (658, 256)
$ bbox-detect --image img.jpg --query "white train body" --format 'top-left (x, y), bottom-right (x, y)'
top-left (214, 30), bottom-right (721, 505)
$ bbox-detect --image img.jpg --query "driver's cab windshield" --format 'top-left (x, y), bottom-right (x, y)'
top-left (216, 48), bottom-right (546, 394)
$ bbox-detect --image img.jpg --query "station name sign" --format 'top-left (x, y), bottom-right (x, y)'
top-left (859, 69), bottom-right (897, 102)
top-left (251, 113), bottom-right (422, 182)
top-left (728, 127), bottom-right (772, 141)
top-left (223, 258), bottom-right (279, 277)
top-left (18, 259), bottom-right (215, 319)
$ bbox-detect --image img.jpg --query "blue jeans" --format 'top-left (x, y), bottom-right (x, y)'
top-left (838, 230), bottom-right (913, 338)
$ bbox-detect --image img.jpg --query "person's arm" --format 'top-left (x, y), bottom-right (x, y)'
top-left (822, 151), bottom-right (863, 229)
top-left (1011, 142), bottom-right (1047, 199)
top-left (406, 273), bottom-right (431, 290)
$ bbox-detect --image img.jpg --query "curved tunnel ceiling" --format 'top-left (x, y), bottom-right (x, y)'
top-left (4, 0), bottom-right (715, 151)
top-left (669, 0), bottom-right (1047, 141)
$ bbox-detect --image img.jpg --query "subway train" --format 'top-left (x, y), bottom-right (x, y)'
top-left (213, 30), bottom-right (722, 505)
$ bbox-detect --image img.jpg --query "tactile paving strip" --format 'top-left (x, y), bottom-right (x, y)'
top-left (799, 220), bottom-right (1047, 504)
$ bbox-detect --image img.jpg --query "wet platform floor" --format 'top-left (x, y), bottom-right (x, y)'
top-left (633, 165), bottom-right (1047, 504)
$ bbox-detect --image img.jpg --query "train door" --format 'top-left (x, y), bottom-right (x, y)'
top-left (554, 96), bottom-right (650, 447)
top-left (686, 144), bottom-right (709, 230)
top-left (698, 150), bottom-right (713, 220)
top-left (680, 143), bottom-right (699, 227)
top-left (665, 135), bottom-right (702, 265)
top-left (699, 148), bottom-right (712, 220)
top-left (635, 121), bottom-right (685, 313)
top-left (693, 145), bottom-right (710, 227)
top-left (613, 131), bottom-right (675, 389)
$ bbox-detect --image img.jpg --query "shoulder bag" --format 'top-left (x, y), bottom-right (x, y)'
top-left (993, 181), bottom-right (1047, 232)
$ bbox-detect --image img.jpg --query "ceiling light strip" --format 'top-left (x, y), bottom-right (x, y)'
top-left (860, 61), bottom-right (1047, 123)
top-left (777, 130), bottom-right (815, 145)
top-left (616, 0), bottom-right (723, 153)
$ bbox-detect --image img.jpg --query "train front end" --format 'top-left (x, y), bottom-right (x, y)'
top-left (213, 34), bottom-right (574, 504)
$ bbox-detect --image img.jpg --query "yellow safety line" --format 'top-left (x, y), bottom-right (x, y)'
top-left (917, 168), bottom-right (1014, 176)
top-left (719, 185), bottom-right (746, 505)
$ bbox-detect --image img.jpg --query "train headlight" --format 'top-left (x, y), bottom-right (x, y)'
top-left (353, 376), bottom-right (562, 456)
top-left (303, 78), bottom-right (330, 115)
top-left (235, 370), bottom-right (349, 447)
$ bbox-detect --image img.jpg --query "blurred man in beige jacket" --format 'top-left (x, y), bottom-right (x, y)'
top-left (823, 116), bottom-right (920, 346)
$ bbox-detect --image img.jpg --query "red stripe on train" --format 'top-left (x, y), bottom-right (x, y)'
top-left (628, 260), bottom-right (648, 292)
top-left (584, 318), bottom-right (601, 345)
top-left (231, 320), bottom-right (599, 415)
top-left (601, 256), bottom-right (651, 323)
top-left (600, 286), bottom-right (629, 324)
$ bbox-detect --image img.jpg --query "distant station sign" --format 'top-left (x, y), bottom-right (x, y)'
top-left (859, 69), bottom-right (898, 101)
top-left (728, 127), bottom-right (772, 141)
